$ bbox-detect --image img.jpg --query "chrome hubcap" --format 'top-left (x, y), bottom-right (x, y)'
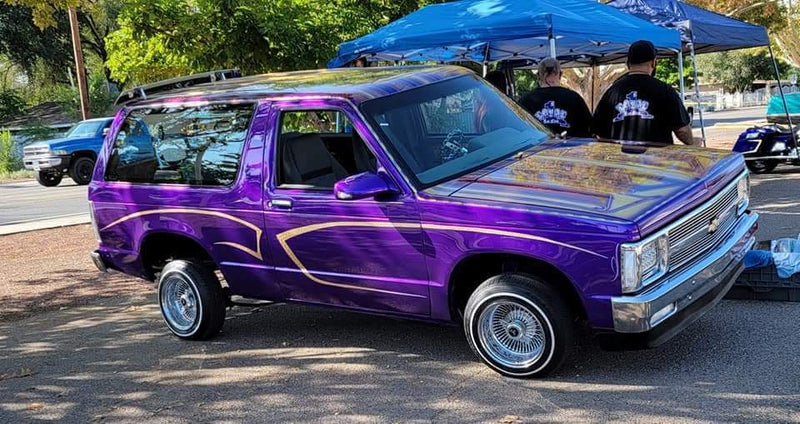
top-left (477, 301), bottom-right (546, 369)
top-left (161, 275), bottom-right (198, 332)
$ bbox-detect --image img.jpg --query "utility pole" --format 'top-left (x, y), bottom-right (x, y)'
top-left (68, 7), bottom-right (90, 120)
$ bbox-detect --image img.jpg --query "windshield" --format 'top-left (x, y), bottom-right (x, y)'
top-left (66, 120), bottom-right (105, 138)
top-left (361, 75), bottom-right (550, 188)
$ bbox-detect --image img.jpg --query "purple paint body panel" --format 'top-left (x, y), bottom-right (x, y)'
top-left (89, 65), bottom-right (757, 349)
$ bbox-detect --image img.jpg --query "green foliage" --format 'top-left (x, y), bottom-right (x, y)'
top-left (687, 0), bottom-right (786, 33)
top-left (105, 0), bottom-right (445, 85)
top-left (0, 3), bottom-right (72, 81)
top-left (513, 70), bottom-right (538, 99)
top-left (698, 49), bottom-right (791, 92)
top-left (0, 89), bottom-right (24, 120)
top-left (0, 129), bottom-right (18, 175)
top-left (655, 57), bottom-right (694, 89)
top-left (27, 70), bottom-right (116, 119)
top-left (17, 124), bottom-right (58, 141)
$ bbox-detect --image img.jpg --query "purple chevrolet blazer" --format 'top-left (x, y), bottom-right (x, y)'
top-left (89, 66), bottom-right (757, 377)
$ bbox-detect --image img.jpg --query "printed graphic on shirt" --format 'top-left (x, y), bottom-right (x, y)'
top-left (613, 91), bottom-right (654, 122)
top-left (535, 101), bottom-right (570, 128)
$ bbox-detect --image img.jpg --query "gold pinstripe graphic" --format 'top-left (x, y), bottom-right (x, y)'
top-left (102, 209), bottom-right (606, 298)
top-left (101, 208), bottom-right (263, 260)
top-left (276, 220), bottom-right (606, 298)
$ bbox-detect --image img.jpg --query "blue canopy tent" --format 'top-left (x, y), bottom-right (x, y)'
top-left (608, 0), bottom-right (793, 151)
top-left (328, 0), bottom-right (682, 69)
top-left (607, 0), bottom-right (769, 54)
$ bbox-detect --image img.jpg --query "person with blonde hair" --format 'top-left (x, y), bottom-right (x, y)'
top-left (520, 58), bottom-right (592, 137)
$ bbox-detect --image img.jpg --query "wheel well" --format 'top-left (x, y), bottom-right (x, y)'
top-left (71, 150), bottom-right (97, 161)
top-left (448, 253), bottom-right (586, 322)
top-left (139, 233), bottom-right (216, 281)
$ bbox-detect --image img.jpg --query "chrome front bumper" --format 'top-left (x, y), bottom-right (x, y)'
top-left (23, 155), bottom-right (66, 171)
top-left (611, 212), bottom-right (758, 334)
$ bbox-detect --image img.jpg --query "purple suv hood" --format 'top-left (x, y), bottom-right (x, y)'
top-left (427, 139), bottom-right (745, 236)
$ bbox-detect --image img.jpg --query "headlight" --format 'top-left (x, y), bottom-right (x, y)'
top-left (745, 132), bottom-right (760, 140)
top-left (51, 149), bottom-right (68, 155)
top-left (736, 173), bottom-right (750, 214)
top-left (771, 141), bottom-right (786, 152)
top-left (620, 234), bottom-right (669, 293)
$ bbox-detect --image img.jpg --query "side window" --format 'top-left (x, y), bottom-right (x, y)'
top-left (105, 104), bottom-right (254, 186)
top-left (419, 88), bottom-right (479, 135)
top-left (276, 110), bottom-right (376, 190)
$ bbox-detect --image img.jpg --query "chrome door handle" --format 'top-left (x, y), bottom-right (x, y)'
top-left (269, 199), bottom-right (293, 210)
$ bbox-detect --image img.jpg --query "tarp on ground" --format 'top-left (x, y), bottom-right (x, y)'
top-left (329, 0), bottom-right (682, 68)
top-left (607, 0), bottom-right (769, 54)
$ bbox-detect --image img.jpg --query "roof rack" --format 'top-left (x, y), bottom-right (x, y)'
top-left (114, 69), bottom-right (242, 106)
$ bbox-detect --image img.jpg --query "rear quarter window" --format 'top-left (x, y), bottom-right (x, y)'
top-left (105, 103), bottom-right (254, 186)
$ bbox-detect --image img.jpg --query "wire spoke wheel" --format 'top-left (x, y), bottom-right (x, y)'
top-left (477, 300), bottom-right (546, 369)
top-left (160, 274), bottom-right (199, 333)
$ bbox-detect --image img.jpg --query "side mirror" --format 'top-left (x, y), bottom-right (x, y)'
top-left (334, 171), bottom-right (398, 201)
top-left (103, 128), bottom-right (110, 137)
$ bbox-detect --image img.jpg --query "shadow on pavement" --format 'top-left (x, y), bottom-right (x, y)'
top-left (1, 295), bottom-right (798, 423)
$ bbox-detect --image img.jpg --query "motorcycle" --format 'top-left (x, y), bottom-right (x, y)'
top-left (732, 92), bottom-right (800, 174)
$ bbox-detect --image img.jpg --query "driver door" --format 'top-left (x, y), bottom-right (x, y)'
top-left (263, 100), bottom-right (430, 316)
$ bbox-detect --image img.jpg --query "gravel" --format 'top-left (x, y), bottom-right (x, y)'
top-left (0, 224), bottom-right (152, 321)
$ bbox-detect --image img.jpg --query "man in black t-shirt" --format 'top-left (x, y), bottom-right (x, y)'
top-left (592, 40), bottom-right (700, 146)
top-left (520, 58), bottom-right (592, 137)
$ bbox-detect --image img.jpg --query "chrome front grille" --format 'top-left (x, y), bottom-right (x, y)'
top-left (23, 145), bottom-right (50, 159)
top-left (667, 178), bottom-right (741, 271)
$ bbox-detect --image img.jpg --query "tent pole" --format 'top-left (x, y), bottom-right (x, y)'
top-left (677, 48), bottom-right (685, 100)
top-left (549, 36), bottom-right (556, 58)
top-left (590, 64), bottom-right (597, 113)
top-left (483, 43), bottom-right (490, 77)
top-left (768, 44), bottom-right (798, 158)
top-left (688, 42), bottom-right (706, 147)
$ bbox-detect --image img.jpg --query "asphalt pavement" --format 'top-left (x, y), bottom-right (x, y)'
top-left (0, 294), bottom-right (797, 423)
top-left (0, 179), bottom-right (89, 231)
top-left (697, 106), bottom-right (764, 128)
top-left (1, 110), bottom-right (799, 422)
top-left (749, 166), bottom-right (800, 241)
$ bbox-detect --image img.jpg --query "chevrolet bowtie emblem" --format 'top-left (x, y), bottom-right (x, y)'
top-left (708, 216), bottom-right (721, 234)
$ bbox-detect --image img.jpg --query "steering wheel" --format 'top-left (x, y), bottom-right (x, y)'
top-left (441, 129), bottom-right (468, 161)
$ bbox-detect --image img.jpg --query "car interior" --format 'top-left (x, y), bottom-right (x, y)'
top-left (277, 111), bottom-right (378, 189)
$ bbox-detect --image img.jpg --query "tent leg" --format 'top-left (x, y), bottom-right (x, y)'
top-left (504, 65), bottom-right (516, 98)
top-left (590, 65), bottom-right (597, 113)
top-left (768, 45), bottom-right (798, 159)
top-left (689, 43), bottom-right (706, 147)
top-left (549, 36), bottom-right (556, 58)
top-left (677, 49), bottom-right (685, 100)
top-left (482, 43), bottom-right (490, 77)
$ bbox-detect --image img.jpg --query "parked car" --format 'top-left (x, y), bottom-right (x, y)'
top-left (732, 92), bottom-right (800, 173)
top-left (23, 117), bottom-right (114, 186)
top-left (89, 66), bottom-right (757, 377)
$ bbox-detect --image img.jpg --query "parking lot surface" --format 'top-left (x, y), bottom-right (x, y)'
top-left (1, 294), bottom-right (798, 423)
top-left (2, 136), bottom-right (800, 423)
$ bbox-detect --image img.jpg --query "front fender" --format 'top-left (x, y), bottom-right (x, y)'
top-left (423, 224), bottom-right (622, 325)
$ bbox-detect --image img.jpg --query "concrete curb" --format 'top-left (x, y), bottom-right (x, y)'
top-left (0, 214), bottom-right (90, 236)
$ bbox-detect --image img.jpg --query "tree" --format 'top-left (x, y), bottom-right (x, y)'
top-left (775, 7), bottom-right (800, 68)
top-left (698, 49), bottom-right (790, 92)
top-left (3, 0), bottom-right (120, 84)
top-left (104, 0), bottom-right (445, 85)
top-left (0, 3), bottom-right (72, 82)
top-left (687, 0), bottom-right (786, 31)
top-left (655, 57), bottom-right (695, 89)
